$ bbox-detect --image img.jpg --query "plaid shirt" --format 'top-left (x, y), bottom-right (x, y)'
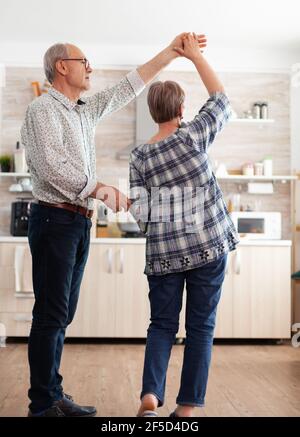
top-left (129, 92), bottom-right (239, 276)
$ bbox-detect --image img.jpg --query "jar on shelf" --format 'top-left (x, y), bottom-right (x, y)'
top-left (242, 162), bottom-right (254, 176)
top-left (263, 156), bottom-right (273, 176)
top-left (254, 162), bottom-right (264, 176)
top-left (252, 102), bottom-right (261, 119)
top-left (260, 102), bottom-right (269, 119)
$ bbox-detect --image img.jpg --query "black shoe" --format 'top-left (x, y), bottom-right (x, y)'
top-left (63, 392), bottom-right (74, 402)
top-left (53, 396), bottom-right (97, 417)
top-left (169, 411), bottom-right (178, 418)
top-left (28, 406), bottom-right (66, 417)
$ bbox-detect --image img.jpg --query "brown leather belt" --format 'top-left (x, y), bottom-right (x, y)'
top-left (38, 200), bottom-right (93, 219)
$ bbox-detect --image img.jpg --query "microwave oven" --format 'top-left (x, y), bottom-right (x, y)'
top-left (230, 212), bottom-right (281, 240)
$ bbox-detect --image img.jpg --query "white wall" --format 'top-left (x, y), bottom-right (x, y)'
top-left (291, 63), bottom-right (300, 323)
top-left (0, 42), bottom-right (298, 73)
top-left (0, 65), bottom-right (5, 152)
top-left (1, 0), bottom-right (300, 71)
top-left (291, 64), bottom-right (300, 168)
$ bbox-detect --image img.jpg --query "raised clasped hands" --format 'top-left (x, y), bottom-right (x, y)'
top-left (170, 32), bottom-right (207, 60)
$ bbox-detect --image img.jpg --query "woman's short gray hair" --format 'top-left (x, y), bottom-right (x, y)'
top-left (43, 43), bottom-right (69, 84)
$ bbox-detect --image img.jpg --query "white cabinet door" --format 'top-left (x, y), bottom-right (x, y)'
top-left (69, 243), bottom-right (151, 338)
top-left (115, 244), bottom-right (150, 337)
top-left (232, 246), bottom-right (291, 338)
top-left (114, 244), bottom-right (187, 339)
top-left (214, 252), bottom-right (234, 338)
top-left (67, 244), bottom-right (116, 337)
top-left (0, 243), bottom-right (34, 314)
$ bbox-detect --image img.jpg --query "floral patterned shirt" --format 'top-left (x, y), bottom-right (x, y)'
top-left (21, 70), bottom-right (145, 209)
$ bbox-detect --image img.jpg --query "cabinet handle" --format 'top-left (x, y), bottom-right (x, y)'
top-left (119, 248), bottom-right (124, 274)
top-left (14, 314), bottom-right (32, 322)
top-left (107, 248), bottom-right (113, 273)
top-left (14, 245), bottom-right (23, 293)
top-left (234, 249), bottom-right (241, 275)
top-left (225, 257), bottom-right (229, 275)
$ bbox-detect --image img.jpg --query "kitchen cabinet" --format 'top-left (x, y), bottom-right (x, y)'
top-left (68, 243), bottom-right (151, 338)
top-left (214, 252), bottom-right (234, 338)
top-left (69, 242), bottom-right (185, 338)
top-left (0, 238), bottom-right (291, 340)
top-left (0, 241), bottom-right (34, 339)
top-left (67, 244), bottom-right (117, 337)
top-left (214, 244), bottom-right (291, 338)
top-left (114, 244), bottom-right (150, 337)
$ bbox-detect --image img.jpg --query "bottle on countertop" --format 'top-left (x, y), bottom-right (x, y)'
top-left (14, 141), bottom-right (28, 173)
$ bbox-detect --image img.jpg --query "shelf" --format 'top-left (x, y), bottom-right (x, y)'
top-left (217, 175), bottom-right (297, 182)
top-left (229, 118), bottom-right (275, 124)
top-left (0, 172), bottom-right (30, 177)
top-left (9, 190), bottom-right (32, 194)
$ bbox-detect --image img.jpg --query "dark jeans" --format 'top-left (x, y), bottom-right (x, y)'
top-left (27, 203), bottom-right (91, 413)
top-left (141, 254), bottom-right (227, 407)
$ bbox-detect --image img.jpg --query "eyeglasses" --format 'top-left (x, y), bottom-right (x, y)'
top-left (61, 58), bottom-right (90, 70)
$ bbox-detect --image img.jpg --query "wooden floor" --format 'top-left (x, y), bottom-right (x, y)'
top-left (0, 341), bottom-right (300, 417)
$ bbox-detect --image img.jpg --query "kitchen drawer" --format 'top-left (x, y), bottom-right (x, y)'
top-left (0, 312), bottom-right (32, 336)
top-left (0, 289), bottom-right (34, 312)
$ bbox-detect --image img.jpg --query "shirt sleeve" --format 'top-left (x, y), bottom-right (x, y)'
top-left (129, 148), bottom-right (149, 235)
top-left (84, 69), bottom-right (145, 124)
top-left (21, 105), bottom-right (97, 202)
top-left (180, 92), bottom-right (232, 153)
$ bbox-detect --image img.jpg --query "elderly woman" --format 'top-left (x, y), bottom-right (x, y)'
top-left (129, 34), bottom-right (239, 417)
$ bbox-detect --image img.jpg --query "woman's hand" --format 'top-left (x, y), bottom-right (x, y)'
top-left (169, 33), bottom-right (207, 59)
top-left (91, 183), bottom-right (131, 212)
top-left (173, 32), bottom-right (206, 61)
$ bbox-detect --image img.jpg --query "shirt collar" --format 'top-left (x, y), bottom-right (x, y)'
top-left (48, 87), bottom-right (86, 111)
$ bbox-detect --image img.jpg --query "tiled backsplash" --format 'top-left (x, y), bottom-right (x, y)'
top-left (0, 67), bottom-right (291, 237)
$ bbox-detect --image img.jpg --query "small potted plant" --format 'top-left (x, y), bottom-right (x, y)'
top-left (0, 155), bottom-right (12, 172)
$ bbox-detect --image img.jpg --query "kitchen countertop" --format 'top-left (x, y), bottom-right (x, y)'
top-left (0, 236), bottom-right (293, 246)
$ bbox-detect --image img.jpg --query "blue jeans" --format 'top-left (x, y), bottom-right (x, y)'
top-left (141, 254), bottom-right (227, 407)
top-left (27, 203), bottom-right (91, 413)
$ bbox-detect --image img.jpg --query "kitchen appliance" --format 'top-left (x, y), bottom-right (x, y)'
top-left (230, 211), bottom-right (281, 240)
top-left (122, 230), bottom-right (144, 238)
top-left (10, 198), bottom-right (32, 236)
top-left (97, 204), bottom-right (108, 225)
top-left (117, 221), bottom-right (144, 238)
top-left (96, 204), bottom-right (108, 238)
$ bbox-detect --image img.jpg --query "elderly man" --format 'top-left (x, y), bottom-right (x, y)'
top-left (21, 34), bottom-right (204, 417)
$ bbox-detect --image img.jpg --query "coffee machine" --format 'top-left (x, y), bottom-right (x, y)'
top-left (10, 198), bottom-right (32, 236)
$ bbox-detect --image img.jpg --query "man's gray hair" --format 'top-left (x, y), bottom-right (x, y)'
top-left (43, 43), bottom-right (69, 84)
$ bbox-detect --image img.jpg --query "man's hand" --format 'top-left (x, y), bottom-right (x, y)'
top-left (102, 186), bottom-right (131, 213)
top-left (91, 183), bottom-right (131, 212)
top-left (169, 32), bottom-right (207, 58)
top-left (136, 32), bottom-right (206, 85)
top-left (173, 32), bottom-right (206, 61)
